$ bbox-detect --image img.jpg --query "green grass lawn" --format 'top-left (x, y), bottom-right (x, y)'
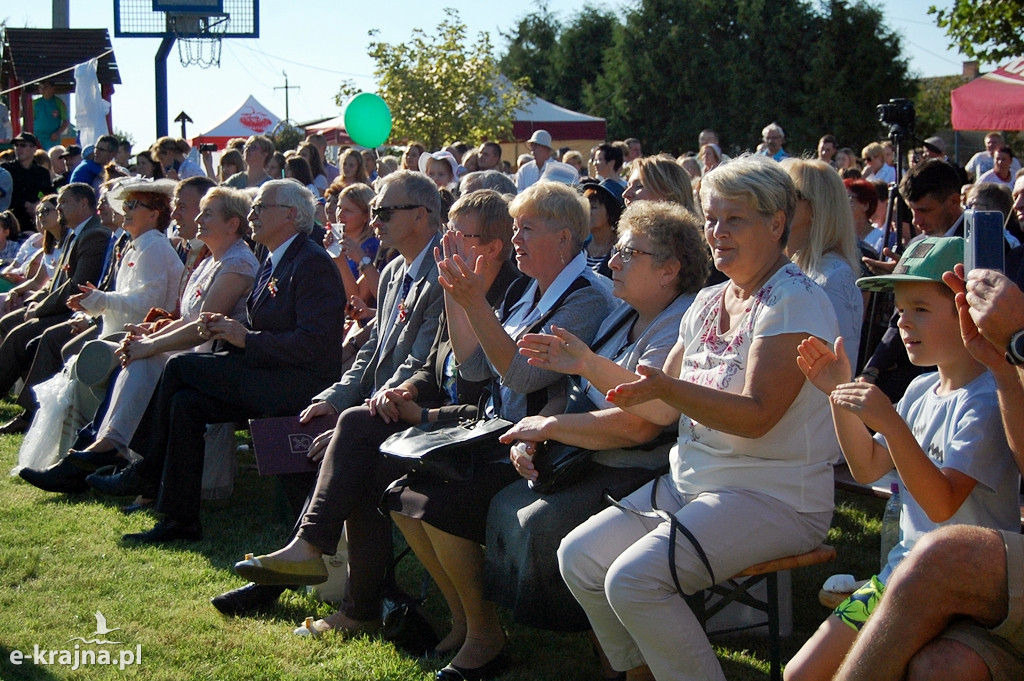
top-left (0, 398), bottom-right (885, 681)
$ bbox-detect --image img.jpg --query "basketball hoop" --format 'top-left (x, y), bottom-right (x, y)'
top-left (168, 13), bottom-right (228, 68)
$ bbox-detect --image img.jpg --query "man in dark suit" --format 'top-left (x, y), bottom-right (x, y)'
top-left (0, 183), bottom-right (109, 433)
top-left (88, 179), bottom-right (346, 543)
top-left (212, 170), bottom-right (446, 614)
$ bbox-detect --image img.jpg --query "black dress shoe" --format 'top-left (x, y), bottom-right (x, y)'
top-left (122, 518), bottom-right (202, 544)
top-left (87, 460), bottom-right (156, 497)
top-left (435, 649), bottom-right (507, 681)
top-left (18, 457), bottom-right (90, 493)
top-left (0, 414), bottom-right (30, 435)
top-left (210, 582), bottom-right (289, 616)
top-left (67, 448), bottom-right (126, 472)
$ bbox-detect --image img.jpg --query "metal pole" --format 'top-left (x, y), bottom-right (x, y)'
top-left (155, 37), bottom-right (175, 138)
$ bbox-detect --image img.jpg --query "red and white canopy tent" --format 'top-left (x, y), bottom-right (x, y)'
top-left (303, 88), bottom-right (606, 154)
top-left (191, 95), bottom-right (281, 149)
top-left (951, 57), bottom-right (1024, 130)
top-left (304, 115), bottom-right (354, 146)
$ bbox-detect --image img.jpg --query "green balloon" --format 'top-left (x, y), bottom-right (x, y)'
top-left (344, 93), bottom-right (392, 148)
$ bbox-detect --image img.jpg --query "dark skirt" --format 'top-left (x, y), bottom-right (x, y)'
top-left (482, 463), bottom-right (661, 632)
top-left (386, 459), bottom-right (520, 544)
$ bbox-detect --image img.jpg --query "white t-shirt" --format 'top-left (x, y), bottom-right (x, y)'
top-left (875, 371), bottom-right (1021, 583)
top-left (670, 263), bottom-right (840, 513)
top-left (977, 168), bottom-right (1014, 187)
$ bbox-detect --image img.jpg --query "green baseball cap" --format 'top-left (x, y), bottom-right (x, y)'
top-left (857, 236), bottom-right (964, 292)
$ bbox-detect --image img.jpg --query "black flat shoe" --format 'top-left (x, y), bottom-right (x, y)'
top-left (87, 460), bottom-right (156, 497)
top-left (210, 582), bottom-right (289, 616)
top-left (120, 499), bottom-right (155, 515)
top-left (18, 457), bottom-right (90, 493)
top-left (67, 448), bottom-right (126, 472)
top-left (122, 518), bottom-right (202, 544)
top-left (435, 649), bottom-right (507, 681)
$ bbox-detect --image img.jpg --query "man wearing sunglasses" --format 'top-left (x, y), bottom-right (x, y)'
top-left (89, 179), bottom-right (346, 543)
top-left (211, 169), bottom-right (445, 614)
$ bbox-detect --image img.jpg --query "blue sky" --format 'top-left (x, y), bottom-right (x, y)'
top-left (5, 0), bottom-right (983, 147)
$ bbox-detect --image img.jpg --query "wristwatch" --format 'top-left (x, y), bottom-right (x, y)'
top-left (1006, 329), bottom-right (1024, 365)
top-left (358, 256), bottom-right (373, 270)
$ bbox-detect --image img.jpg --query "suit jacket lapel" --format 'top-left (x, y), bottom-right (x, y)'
top-left (249, 234), bottom-right (302, 315)
top-left (376, 234), bottom-right (440, 368)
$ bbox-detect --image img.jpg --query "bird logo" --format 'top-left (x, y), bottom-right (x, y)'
top-left (67, 611), bottom-right (123, 645)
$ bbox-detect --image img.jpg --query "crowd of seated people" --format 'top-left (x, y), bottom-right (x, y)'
top-left (5, 118), bottom-right (1024, 681)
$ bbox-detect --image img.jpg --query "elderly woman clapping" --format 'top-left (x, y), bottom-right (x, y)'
top-left (558, 155), bottom-right (841, 681)
top-left (483, 201), bottom-right (709, 654)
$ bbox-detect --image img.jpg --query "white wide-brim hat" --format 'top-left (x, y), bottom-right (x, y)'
top-left (107, 177), bottom-right (177, 215)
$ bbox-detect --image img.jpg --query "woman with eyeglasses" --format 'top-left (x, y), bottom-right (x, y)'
top-left (485, 201), bottom-right (708, 678)
top-left (60, 187), bottom-right (259, 504)
top-left (231, 190), bottom-right (518, 646)
top-left (68, 178), bottom-right (184, 334)
top-left (558, 156), bottom-right (841, 681)
top-left (387, 181), bottom-right (614, 680)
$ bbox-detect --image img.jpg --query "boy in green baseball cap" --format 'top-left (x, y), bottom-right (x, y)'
top-left (784, 235), bottom-right (1021, 681)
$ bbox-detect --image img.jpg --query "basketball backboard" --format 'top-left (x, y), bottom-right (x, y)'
top-left (114, 0), bottom-right (259, 39)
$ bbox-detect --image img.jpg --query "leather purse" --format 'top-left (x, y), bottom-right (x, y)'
top-left (379, 416), bottom-right (513, 483)
top-left (528, 377), bottom-right (598, 494)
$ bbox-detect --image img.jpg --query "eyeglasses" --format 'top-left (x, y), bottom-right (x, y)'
top-left (610, 244), bottom-right (654, 263)
top-left (36, 206), bottom-right (55, 217)
top-left (123, 198), bottom-right (156, 211)
top-left (444, 223), bottom-right (481, 238)
top-left (251, 202), bottom-right (288, 215)
top-left (371, 204), bottom-right (427, 223)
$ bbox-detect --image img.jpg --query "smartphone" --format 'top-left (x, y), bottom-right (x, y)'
top-left (964, 209), bottom-right (1004, 274)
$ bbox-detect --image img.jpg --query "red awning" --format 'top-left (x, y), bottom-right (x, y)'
top-left (951, 58), bottom-right (1024, 131)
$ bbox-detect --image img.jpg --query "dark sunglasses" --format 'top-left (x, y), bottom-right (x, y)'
top-left (371, 204), bottom-right (427, 223)
top-left (36, 205), bottom-right (56, 217)
top-left (123, 198), bottom-right (156, 211)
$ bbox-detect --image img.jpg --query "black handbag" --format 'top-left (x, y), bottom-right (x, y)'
top-left (379, 416), bottom-right (513, 483)
top-left (529, 309), bottom-right (641, 495)
top-left (528, 377), bottom-right (598, 494)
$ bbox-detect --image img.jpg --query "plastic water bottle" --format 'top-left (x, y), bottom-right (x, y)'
top-left (879, 482), bottom-right (901, 571)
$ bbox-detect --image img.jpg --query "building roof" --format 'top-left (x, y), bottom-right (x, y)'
top-left (1, 28), bottom-right (120, 94)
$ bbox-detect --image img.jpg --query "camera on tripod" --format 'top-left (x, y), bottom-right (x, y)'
top-left (877, 98), bottom-right (915, 137)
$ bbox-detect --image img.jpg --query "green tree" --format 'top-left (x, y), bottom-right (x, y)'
top-left (581, 0), bottom-right (913, 156)
top-left (929, 0), bottom-right (1024, 64)
top-left (364, 8), bottom-right (532, 151)
top-left (913, 74), bottom-right (968, 138)
top-left (499, 2), bottom-right (560, 97)
top-left (500, 4), bottom-right (619, 115)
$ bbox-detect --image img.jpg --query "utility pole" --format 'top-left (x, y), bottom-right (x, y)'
top-left (274, 71), bottom-right (300, 122)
